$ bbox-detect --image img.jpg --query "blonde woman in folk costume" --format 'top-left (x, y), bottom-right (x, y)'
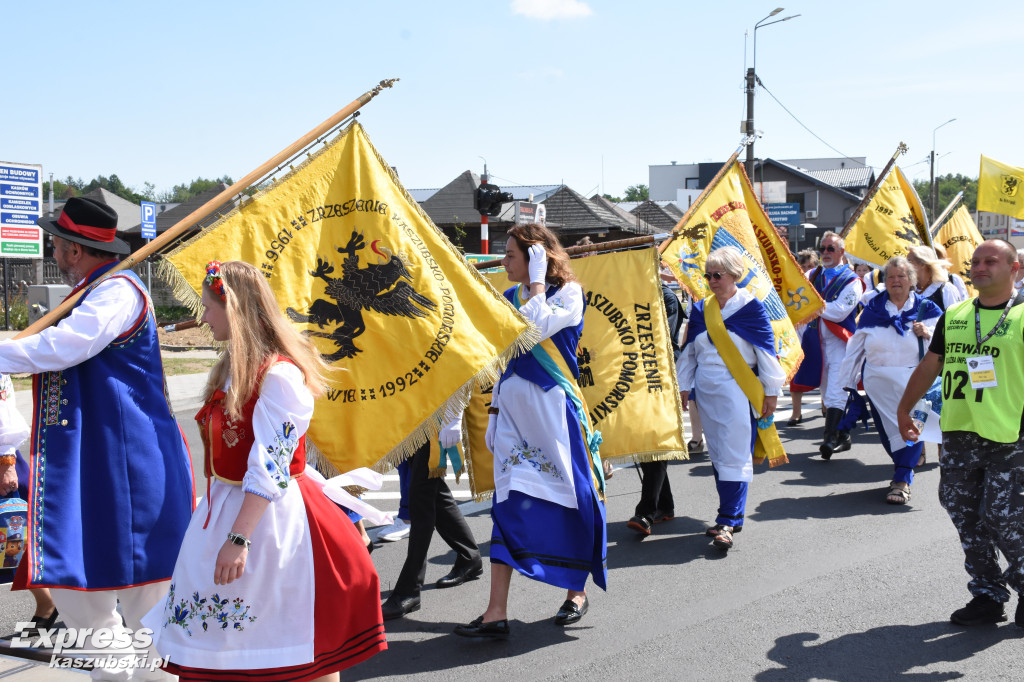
top-left (677, 247), bottom-right (786, 551)
top-left (455, 223), bottom-right (607, 638)
top-left (143, 261), bottom-right (385, 682)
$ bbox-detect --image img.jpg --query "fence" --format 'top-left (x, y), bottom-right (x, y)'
top-left (1, 257), bottom-right (186, 308)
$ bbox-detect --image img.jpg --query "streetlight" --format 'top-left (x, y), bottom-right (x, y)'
top-left (929, 118), bottom-right (956, 219)
top-left (745, 8), bottom-right (801, 182)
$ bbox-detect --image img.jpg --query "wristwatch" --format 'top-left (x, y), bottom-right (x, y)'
top-left (227, 532), bottom-right (251, 549)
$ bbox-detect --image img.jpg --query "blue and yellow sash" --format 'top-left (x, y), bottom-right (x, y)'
top-left (704, 297), bottom-right (788, 468)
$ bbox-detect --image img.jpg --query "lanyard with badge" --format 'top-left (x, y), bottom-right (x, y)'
top-left (966, 296), bottom-right (1015, 389)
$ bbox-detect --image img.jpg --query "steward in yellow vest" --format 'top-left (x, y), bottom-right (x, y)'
top-left (898, 239), bottom-right (1024, 627)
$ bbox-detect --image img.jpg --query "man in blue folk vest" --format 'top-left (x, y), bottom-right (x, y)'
top-left (790, 231), bottom-right (864, 459)
top-left (0, 197), bottom-right (193, 680)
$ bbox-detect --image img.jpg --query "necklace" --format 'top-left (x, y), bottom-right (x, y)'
top-left (974, 296), bottom-right (1015, 346)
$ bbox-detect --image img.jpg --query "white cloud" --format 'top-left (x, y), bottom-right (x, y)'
top-left (511, 0), bottom-right (592, 21)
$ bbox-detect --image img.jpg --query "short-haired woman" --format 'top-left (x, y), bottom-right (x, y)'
top-left (677, 247), bottom-right (785, 550)
top-left (839, 256), bottom-right (942, 504)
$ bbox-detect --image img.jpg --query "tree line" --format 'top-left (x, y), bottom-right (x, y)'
top-left (42, 175), bottom-right (235, 205)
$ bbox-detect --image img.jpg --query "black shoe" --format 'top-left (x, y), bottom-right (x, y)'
top-left (950, 595), bottom-right (1006, 626)
top-left (381, 593), bottom-right (420, 621)
top-left (554, 596), bottom-right (589, 626)
top-left (786, 416), bottom-right (803, 426)
top-left (436, 561), bottom-right (483, 589)
top-left (627, 515), bottom-right (652, 536)
top-left (833, 431), bottom-right (852, 453)
top-left (454, 616), bottom-right (510, 639)
top-left (1017, 600), bottom-right (1024, 628)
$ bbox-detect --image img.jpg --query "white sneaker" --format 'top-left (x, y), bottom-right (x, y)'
top-left (377, 518), bottom-right (411, 542)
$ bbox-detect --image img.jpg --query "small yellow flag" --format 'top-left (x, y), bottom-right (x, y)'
top-left (462, 248), bottom-right (688, 499)
top-left (844, 165), bottom-right (931, 267)
top-left (161, 122), bottom-right (536, 473)
top-left (978, 154), bottom-right (1024, 219)
top-left (933, 204), bottom-right (983, 296)
top-left (658, 161), bottom-right (819, 382)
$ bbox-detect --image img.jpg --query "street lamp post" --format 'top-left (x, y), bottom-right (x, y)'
top-left (745, 8), bottom-right (800, 182)
top-left (929, 118), bottom-right (956, 219)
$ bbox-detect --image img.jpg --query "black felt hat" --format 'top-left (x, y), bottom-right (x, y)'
top-left (37, 197), bottom-right (130, 254)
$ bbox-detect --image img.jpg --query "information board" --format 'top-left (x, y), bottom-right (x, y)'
top-left (0, 162), bottom-right (43, 257)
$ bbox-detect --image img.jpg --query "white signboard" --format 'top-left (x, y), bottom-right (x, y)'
top-left (0, 161), bottom-right (43, 258)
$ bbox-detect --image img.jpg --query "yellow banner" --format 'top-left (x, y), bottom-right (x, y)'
top-left (161, 122), bottom-right (536, 473)
top-left (845, 165), bottom-right (931, 266)
top-left (933, 204), bottom-right (983, 296)
top-left (659, 161), bottom-right (817, 381)
top-left (978, 154), bottom-right (1024, 219)
top-left (463, 248), bottom-right (688, 498)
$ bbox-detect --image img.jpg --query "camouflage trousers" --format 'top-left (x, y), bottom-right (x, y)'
top-left (939, 430), bottom-right (1024, 603)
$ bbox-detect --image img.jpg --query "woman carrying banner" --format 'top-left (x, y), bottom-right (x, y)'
top-left (677, 247), bottom-right (786, 551)
top-left (907, 246), bottom-right (964, 311)
top-left (455, 224), bottom-right (606, 638)
top-left (838, 256), bottom-right (942, 505)
top-left (144, 261), bottom-right (385, 682)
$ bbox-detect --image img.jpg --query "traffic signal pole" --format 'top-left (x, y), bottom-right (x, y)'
top-left (480, 166), bottom-right (489, 254)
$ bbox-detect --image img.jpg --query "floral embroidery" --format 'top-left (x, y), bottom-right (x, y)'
top-left (163, 583), bottom-right (257, 636)
top-left (548, 297), bottom-right (568, 312)
top-left (265, 421), bottom-right (298, 489)
top-left (43, 372), bottom-right (62, 426)
top-left (0, 374), bottom-right (10, 401)
top-left (499, 440), bottom-right (564, 481)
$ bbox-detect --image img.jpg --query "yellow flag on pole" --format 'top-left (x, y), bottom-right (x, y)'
top-left (978, 154), bottom-right (1024, 219)
top-left (933, 203), bottom-right (983, 296)
top-left (160, 122), bottom-right (536, 473)
top-left (658, 161), bottom-right (819, 381)
top-left (844, 165), bottom-right (931, 266)
top-left (462, 247), bottom-right (688, 498)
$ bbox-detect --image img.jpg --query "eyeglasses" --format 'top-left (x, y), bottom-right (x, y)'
top-left (821, 245), bottom-right (839, 253)
top-left (703, 272), bottom-right (726, 281)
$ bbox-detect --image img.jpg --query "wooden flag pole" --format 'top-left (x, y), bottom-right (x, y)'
top-left (472, 234), bottom-right (661, 270)
top-left (839, 142), bottom-right (907, 238)
top-left (656, 137), bottom-right (751, 255)
top-left (15, 78), bottom-right (400, 340)
top-left (929, 191), bottom-right (964, 238)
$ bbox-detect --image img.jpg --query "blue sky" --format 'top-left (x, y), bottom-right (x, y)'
top-left (3, 1), bottom-right (1019, 199)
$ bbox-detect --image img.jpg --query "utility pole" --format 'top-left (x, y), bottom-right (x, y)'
top-left (745, 9), bottom-right (800, 183)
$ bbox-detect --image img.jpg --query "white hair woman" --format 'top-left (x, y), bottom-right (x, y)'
top-left (143, 261), bottom-right (386, 682)
top-left (839, 256), bottom-right (943, 504)
top-left (907, 245), bottom-right (964, 311)
top-left (676, 247), bottom-right (785, 550)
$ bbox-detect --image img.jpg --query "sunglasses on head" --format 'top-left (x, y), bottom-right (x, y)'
top-left (703, 272), bottom-right (726, 281)
top-left (822, 245), bottom-right (839, 252)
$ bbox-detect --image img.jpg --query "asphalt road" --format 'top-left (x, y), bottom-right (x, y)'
top-left (2, 388), bottom-right (1023, 680)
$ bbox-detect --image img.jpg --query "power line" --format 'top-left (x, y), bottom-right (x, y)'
top-left (756, 76), bottom-right (874, 170)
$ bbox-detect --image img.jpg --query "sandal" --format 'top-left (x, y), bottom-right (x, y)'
top-left (705, 524), bottom-right (743, 538)
top-left (886, 484), bottom-right (911, 505)
top-left (712, 528), bottom-right (734, 550)
top-left (687, 438), bottom-right (704, 454)
top-left (603, 460), bottom-right (614, 480)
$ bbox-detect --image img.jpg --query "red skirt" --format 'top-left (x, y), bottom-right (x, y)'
top-left (166, 475), bottom-right (386, 681)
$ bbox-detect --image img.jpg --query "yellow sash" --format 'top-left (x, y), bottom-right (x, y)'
top-left (703, 297), bottom-right (788, 467)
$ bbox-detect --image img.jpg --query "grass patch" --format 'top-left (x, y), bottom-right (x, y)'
top-left (8, 357), bottom-right (217, 392)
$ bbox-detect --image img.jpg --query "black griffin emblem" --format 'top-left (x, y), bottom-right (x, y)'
top-left (678, 221), bottom-right (708, 241)
top-left (895, 215), bottom-right (921, 244)
top-left (286, 230), bottom-right (438, 362)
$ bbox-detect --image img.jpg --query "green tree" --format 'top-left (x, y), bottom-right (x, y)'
top-left (623, 184), bottom-right (649, 202)
top-left (912, 173), bottom-right (978, 216)
top-left (601, 192), bottom-right (622, 202)
top-left (157, 176), bottom-right (234, 203)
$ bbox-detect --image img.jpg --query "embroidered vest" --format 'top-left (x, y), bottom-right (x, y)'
top-left (809, 265), bottom-right (859, 338)
top-left (197, 356), bottom-right (307, 484)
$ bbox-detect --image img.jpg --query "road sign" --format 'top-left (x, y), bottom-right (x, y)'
top-left (0, 161), bottom-right (43, 257)
top-left (766, 202), bottom-right (801, 227)
top-left (141, 201), bottom-right (157, 239)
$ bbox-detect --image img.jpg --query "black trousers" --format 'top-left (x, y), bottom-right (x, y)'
top-left (633, 460), bottom-right (675, 518)
top-left (393, 443), bottom-right (481, 596)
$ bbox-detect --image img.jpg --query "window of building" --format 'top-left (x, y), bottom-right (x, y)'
top-left (685, 178), bottom-right (699, 189)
